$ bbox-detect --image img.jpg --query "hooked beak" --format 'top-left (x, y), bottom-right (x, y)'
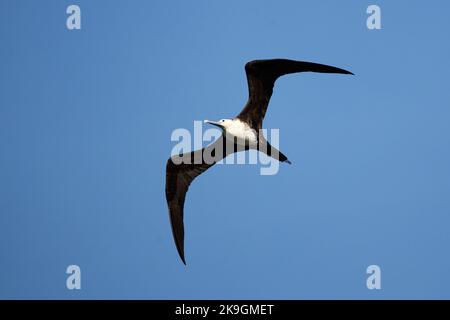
top-left (204, 120), bottom-right (223, 129)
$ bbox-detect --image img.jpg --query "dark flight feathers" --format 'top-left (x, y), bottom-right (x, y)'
top-left (237, 59), bottom-right (353, 129)
top-left (165, 136), bottom-right (239, 264)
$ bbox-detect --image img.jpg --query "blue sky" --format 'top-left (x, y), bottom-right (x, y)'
top-left (1, 0), bottom-right (450, 299)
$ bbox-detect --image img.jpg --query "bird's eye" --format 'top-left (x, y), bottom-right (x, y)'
top-left (221, 119), bottom-right (225, 122)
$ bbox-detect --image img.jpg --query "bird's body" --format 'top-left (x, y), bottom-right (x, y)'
top-left (206, 119), bottom-right (258, 148)
top-left (165, 59), bottom-right (353, 264)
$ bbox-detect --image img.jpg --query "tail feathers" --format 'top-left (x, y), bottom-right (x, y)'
top-left (259, 141), bottom-right (292, 164)
top-left (278, 152), bottom-right (292, 164)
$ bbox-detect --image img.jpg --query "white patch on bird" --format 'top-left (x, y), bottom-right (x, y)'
top-left (221, 119), bottom-right (258, 147)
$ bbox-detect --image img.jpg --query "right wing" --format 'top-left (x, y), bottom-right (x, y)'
top-left (165, 135), bottom-right (240, 264)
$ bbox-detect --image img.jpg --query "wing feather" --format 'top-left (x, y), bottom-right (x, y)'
top-left (237, 59), bottom-right (353, 128)
top-left (165, 135), bottom-right (239, 264)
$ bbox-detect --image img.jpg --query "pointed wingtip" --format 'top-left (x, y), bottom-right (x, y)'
top-left (175, 241), bottom-right (186, 265)
top-left (331, 65), bottom-right (353, 76)
top-left (175, 244), bottom-right (187, 265)
top-left (285, 159), bottom-right (292, 165)
top-left (340, 69), bottom-right (354, 76)
top-left (342, 68), bottom-right (354, 75)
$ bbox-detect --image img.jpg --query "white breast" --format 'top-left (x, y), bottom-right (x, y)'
top-left (224, 119), bottom-right (258, 147)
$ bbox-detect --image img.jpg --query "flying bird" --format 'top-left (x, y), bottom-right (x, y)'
top-left (165, 59), bottom-right (353, 264)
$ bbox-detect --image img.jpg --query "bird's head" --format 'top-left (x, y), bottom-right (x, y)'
top-left (204, 119), bottom-right (233, 131)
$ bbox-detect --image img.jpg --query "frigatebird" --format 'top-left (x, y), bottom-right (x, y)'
top-left (165, 59), bottom-right (353, 264)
